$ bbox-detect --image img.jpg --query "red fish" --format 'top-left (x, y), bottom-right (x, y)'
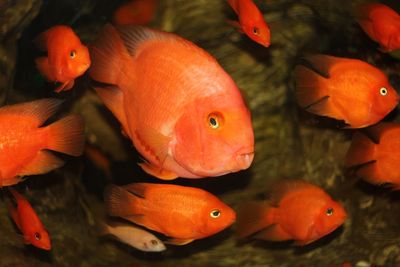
top-left (295, 54), bottom-right (399, 128)
top-left (113, 0), bottom-right (158, 26)
top-left (104, 183), bottom-right (236, 245)
top-left (35, 25), bottom-right (91, 93)
top-left (345, 122), bottom-right (400, 189)
top-left (0, 98), bottom-right (85, 186)
top-left (355, 3), bottom-right (400, 52)
top-left (227, 0), bottom-right (271, 47)
top-left (236, 179), bottom-right (347, 245)
top-left (8, 189), bottom-right (51, 250)
top-left (89, 25), bottom-right (254, 180)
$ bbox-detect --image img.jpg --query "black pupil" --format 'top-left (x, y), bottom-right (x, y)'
top-left (35, 233), bottom-right (41, 240)
top-left (326, 208), bottom-right (333, 216)
top-left (210, 117), bottom-right (217, 126)
top-left (213, 211), bottom-right (220, 216)
top-left (253, 27), bottom-right (259, 34)
top-left (70, 51), bottom-right (75, 57)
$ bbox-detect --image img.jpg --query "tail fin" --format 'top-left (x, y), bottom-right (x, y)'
top-left (103, 184), bottom-right (142, 217)
top-left (294, 65), bottom-right (329, 109)
top-left (345, 131), bottom-right (376, 167)
top-left (236, 201), bottom-right (275, 239)
top-left (89, 24), bottom-right (127, 85)
top-left (45, 115), bottom-right (85, 157)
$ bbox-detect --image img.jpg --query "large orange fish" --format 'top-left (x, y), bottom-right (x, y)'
top-left (35, 25), bottom-right (91, 93)
top-left (236, 179), bottom-right (347, 245)
top-left (113, 0), bottom-right (158, 26)
top-left (227, 0), bottom-right (271, 47)
top-left (8, 189), bottom-right (51, 250)
top-left (89, 24), bottom-right (254, 180)
top-left (104, 183), bottom-right (236, 245)
top-left (0, 98), bottom-right (85, 186)
top-left (345, 122), bottom-right (400, 190)
top-left (355, 3), bottom-right (400, 52)
top-left (295, 54), bottom-right (399, 128)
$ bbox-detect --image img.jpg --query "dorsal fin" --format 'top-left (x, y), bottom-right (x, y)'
top-left (268, 179), bottom-right (320, 205)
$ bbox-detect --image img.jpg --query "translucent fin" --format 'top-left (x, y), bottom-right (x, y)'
top-left (254, 224), bottom-right (292, 242)
top-left (138, 162), bottom-right (178, 180)
top-left (164, 238), bottom-right (194, 246)
top-left (104, 184), bottom-right (143, 217)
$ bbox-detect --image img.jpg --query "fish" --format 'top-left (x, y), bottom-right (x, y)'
top-left (34, 25), bottom-right (91, 93)
top-left (7, 189), bottom-right (51, 250)
top-left (0, 98), bottom-right (85, 187)
top-left (101, 220), bottom-right (166, 252)
top-left (85, 144), bottom-right (112, 178)
top-left (345, 122), bottom-right (400, 190)
top-left (113, 0), bottom-right (158, 26)
top-left (227, 0), bottom-right (271, 47)
top-left (295, 54), bottom-right (399, 128)
top-left (236, 179), bottom-right (347, 245)
top-left (89, 24), bottom-right (254, 180)
top-left (355, 3), bottom-right (400, 52)
top-left (104, 183), bottom-right (236, 245)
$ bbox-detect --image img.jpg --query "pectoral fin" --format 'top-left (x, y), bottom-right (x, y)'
top-left (138, 162), bottom-right (178, 180)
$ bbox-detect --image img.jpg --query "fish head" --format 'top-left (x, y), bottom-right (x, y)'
top-left (242, 18), bottom-right (271, 47)
top-left (140, 237), bottom-right (166, 252)
top-left (172, 92), bottom-right (254, 178)
top-left (313, 200), bottom-right (347, 240)
top-left (30, 229), bottom-right (51, 251)
top-left (370, 82), bottom-right (399, 122)
top-left (65, 43), bottom-right (91, 78)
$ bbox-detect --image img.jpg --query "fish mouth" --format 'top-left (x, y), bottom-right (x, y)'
top-left (234, 150), bottom-right (254, 170)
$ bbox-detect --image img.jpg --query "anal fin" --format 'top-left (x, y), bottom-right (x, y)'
top-left (254, 224), bottom-right (292, 242)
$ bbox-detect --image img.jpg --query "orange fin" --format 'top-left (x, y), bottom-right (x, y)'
top-left (301, 54), bottom-right (340, 78)
top-left (104, 184), bottom-right (143, 217)
top-left (227, 0), bottom-right (239, 14)
top-left (254, 224), bottom-right (292, 242)
top-left (7, 201), bottom-right (22, 231)
top-left (1, 177), bottom-right (25, 187)
top-left (55, 80), bottom-right (75, 93)
top-left (236, 201), bottom-right (275, 239)
top-left (345, 131), bottom-right (376, 168)
top-left (89, 24), bottom-right (127, 85)
top-left (94, 86), bottom-right (129, 137)
top-left (138, 162), bottom-right (178, 180)
top-left (0, 98), bottom-right (63, 128)
top-left (164, 238), bottom-right (194, 246)
top-left (45, 114), bottom-right (85, 156)
top-left (268, 179), bottom-right (317, 205)
top-left (34, 31), bottom-right (49, 51)
top-left (123, 183), bottom-right (147, 198)
top-left (18, 150), bottom-right (64, 177)
top-left (294, 64), bottom-right (330, 109)
top-left (35, 57), bottom-right (56, 81)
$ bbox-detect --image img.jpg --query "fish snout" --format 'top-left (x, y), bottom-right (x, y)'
top-left (235, 151), bottom-right (254, 170)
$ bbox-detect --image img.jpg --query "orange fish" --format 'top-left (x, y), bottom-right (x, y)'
top-left (236, 179), bottom-right (347, 245)
top-left (295, 54), bottom-right (399, 128)
top-left (0, 98), bottom-right (85, 186)
top-left (34, 25), bottom-right (91, 93)
top-left (104, 183), bottom-right (236, 245)
top-left (89, 25), bottom-right (254, 180)
top-left (8, 189), bottom-right (51, 250)
top-left (113, 0), bottom-right (157, 26)
top-left (355, 3), bottom-right (400, 52)
top-left (227, 0), bottom-right (271, 47)
top-left (85, 144), bottom-right (112, 178)
top-left (345, 122), bottom-right (400, 189)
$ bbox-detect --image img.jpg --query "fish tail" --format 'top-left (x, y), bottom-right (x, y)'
top-left (294, 65), bottom-right (328, 109)
top-left (103, 184), bottom-right (141, 217)
top-left (345, 132), bottom-right (376, 167)
top-left (236, 201), bottom-right (275, 239)
top-left (45, 115), bottom-right (85, 157)
top-left (89, 24), bottom-right (126, 85)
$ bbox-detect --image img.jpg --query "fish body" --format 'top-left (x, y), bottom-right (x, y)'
top-left (102, 220), bottom-right (166, 252)
top-left (227, 0), bottom-right (270, 47)
top-left (355, 3), bottom-right (400, 52)
top-left (89, 24), bottom-right (254, 180)
top-left (104, 183), bottom-right (236, 245)
top-left (0, 98), bottom-right (85, 186)
top-left (345, 122), bottom-right (400, 189)
top-left (113, 0), bottom-right (157, 26)
top-left (295, 54), bottom-right (399, 128)
top-left (236, 179), bottom-right (347, 245)
top-left (35, 25), bottom-right (91, 92)
top-left (8, 189), bottom-right (51, 250)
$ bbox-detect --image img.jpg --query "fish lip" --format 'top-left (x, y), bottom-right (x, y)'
top-left (234, 150), bottom-right (255, 170)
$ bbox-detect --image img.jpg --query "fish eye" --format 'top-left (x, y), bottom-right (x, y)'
top-left (70, 50), bottom-right (77, 59)
top-left (210, 209), bottom-right (221, 218)
top-left (207, 112), bottom-right (224, 129)
top-left (34, 232), bottom-right (41, 240)
top-left (380, 87), bottom-right (388, 96)
top-left (150, 239), bottom-right (159, 245)
top-left (326, 208), bottom-right (334, 216)
top-left (252, 27), bottom-right (260, 35)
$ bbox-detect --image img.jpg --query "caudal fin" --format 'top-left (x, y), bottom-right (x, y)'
top-left (103, 184), bottom-right (142, 218)
top-left (236, 201), bottom-right (275, 239)
top-left (345, 131), bottom-right (376, 168)
top-left (45, 115), bottom-right (85, 157)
